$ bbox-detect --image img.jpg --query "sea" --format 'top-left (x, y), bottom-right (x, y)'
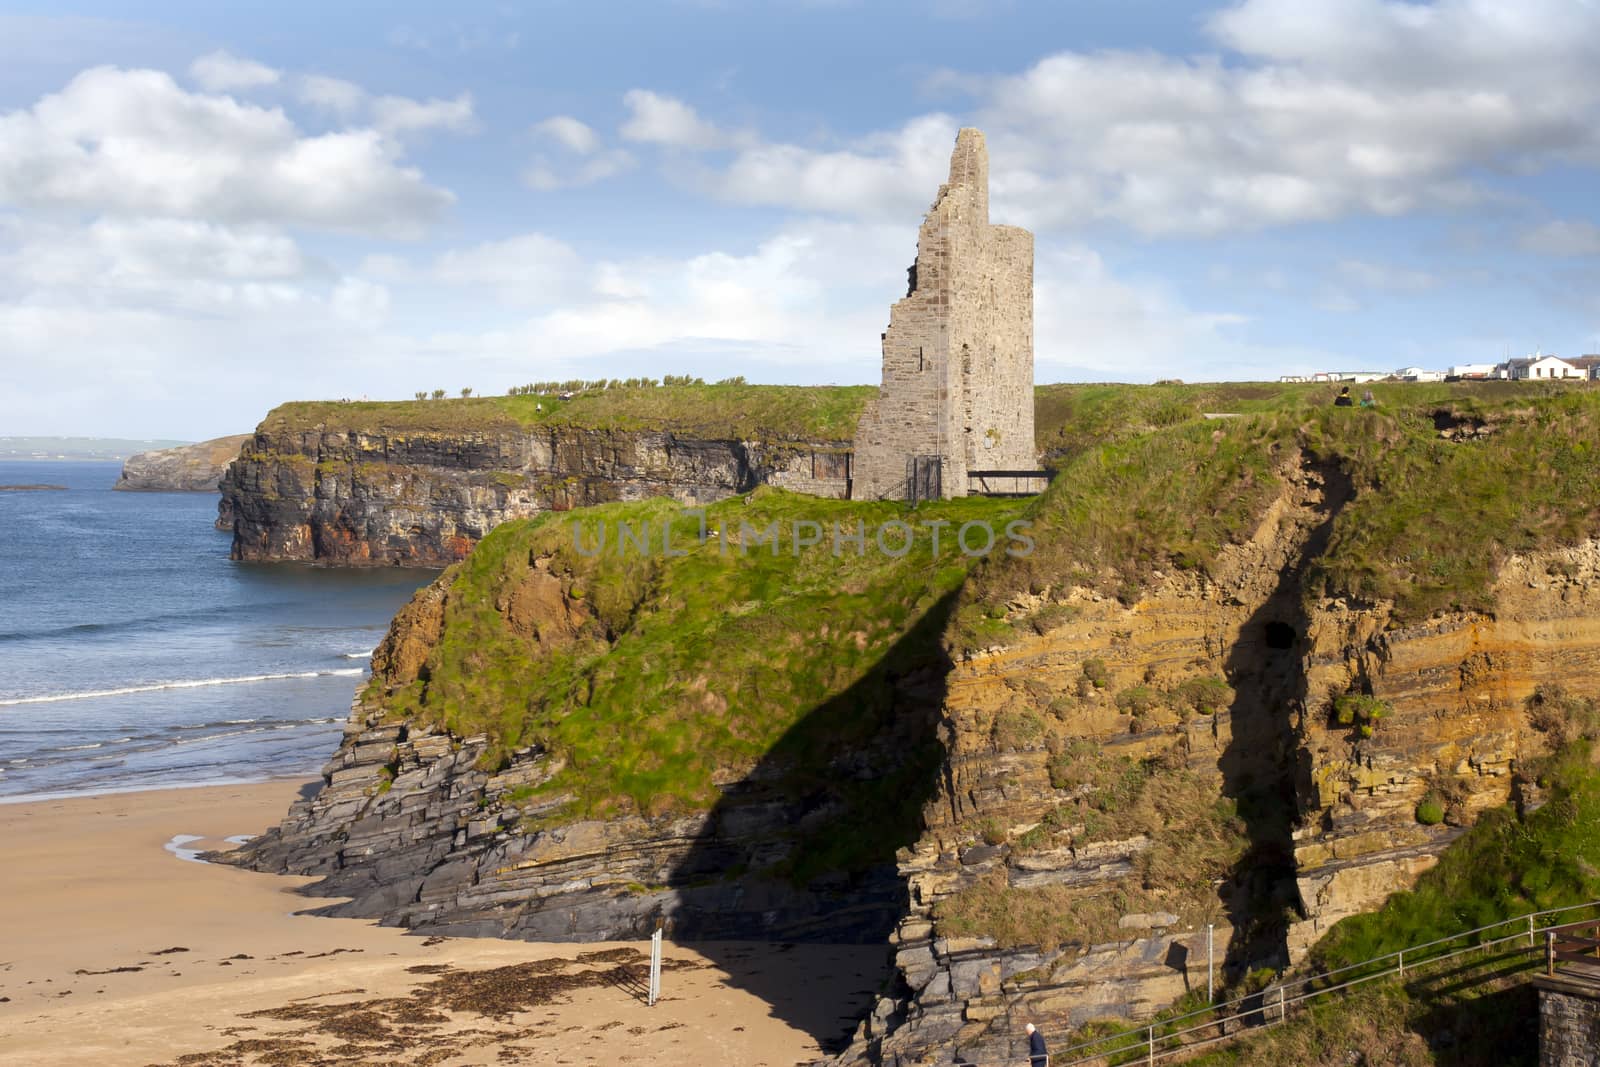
top-left (0, 460), bottom-right (434, 802)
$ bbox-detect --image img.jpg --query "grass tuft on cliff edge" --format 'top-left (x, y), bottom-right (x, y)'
top-left (370, 487), bottom-right (1023, 823)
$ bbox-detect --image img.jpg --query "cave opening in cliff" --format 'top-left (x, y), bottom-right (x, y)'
top-left (1263, 621), bottom-right (1296, 650)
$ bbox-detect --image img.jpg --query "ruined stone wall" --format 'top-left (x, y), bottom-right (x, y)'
top-left (957, 223), bottom-right (1034, 477)
top-left (852, 128), bottom-right (1035, 500)
top-left (1538, 977), bottom-right (1600, 1067)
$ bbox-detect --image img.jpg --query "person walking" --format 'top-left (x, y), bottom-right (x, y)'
top-left (1026, 1021), bottom-right (1049, 1066)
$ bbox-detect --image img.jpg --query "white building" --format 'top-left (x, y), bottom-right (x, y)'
top-left (1393, 367), bottom-right (1447, 382)
top-left (1448, 363), bottom-right (1498, 379)
top-left (1503, 354), bottom-right (1582, 380)
top-left (1328, 370), bottom-right (1387, 383)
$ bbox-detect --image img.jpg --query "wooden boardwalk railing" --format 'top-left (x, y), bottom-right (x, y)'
top-left (1547, 916), bottom-right (1600, 974)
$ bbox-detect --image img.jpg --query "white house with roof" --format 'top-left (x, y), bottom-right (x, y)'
top-left (1500, 353), bottom-right (1582, 380)
top-left (1563, 355), bottom-right (1600, 379)
top-left (1393, 367), bottom-right (1446, 382)
top-left (1449, 363), bottom-right (1498, 379)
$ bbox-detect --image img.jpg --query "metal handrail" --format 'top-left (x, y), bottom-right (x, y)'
top-left (948, 897), bottom-right (1600, 1067)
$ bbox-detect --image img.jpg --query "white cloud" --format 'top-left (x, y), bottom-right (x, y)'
top-left (330, 276), bottom-right (391, 329)
top-left (523, 150), bottom-right (636, 191)
top-left (432, 233), bottom-right (586, 303)
top-left (525, 115), bottom-right (635, 189)
top-left (293, 77), bottom-right (477, 140)
top-left (297, 74), bottom-right (366, 116)
top-left (1521, 219), bottom-right (1600, 257)
top-left (620, 89), bottom-right (728, 149)
top-left (535, 115), bottom-right (600, 155)
top-left (0, 67), bottom-right (455, 236)
top-left (1032, 245), bottom-right (1283, 379)
top-left (0, 216), bottom-right (311, 312)
top-left (188, 49), bottom-right (280, 92)
top-left (619, 0), bottom-right (1600, 236)
top-left (714, 113), bottom-right (958, 218)
top-left (0, 214), bottom-right (402, 435)
top-left (372, 92), bottom-right (476, 136)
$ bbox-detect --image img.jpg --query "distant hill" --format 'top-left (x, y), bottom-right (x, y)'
top-left (0, 436), bottom-right (192, 461)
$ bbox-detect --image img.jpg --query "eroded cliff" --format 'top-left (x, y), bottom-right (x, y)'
top-left (113, 434), bottom-right (250, 493)
top-left (229, 384), bottom-right (1600, 1065)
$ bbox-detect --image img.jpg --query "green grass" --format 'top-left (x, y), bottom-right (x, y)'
top-left (373, 487), bottom-right (1022, 825)
top-left (262, 379), bottom-right (1547, 454)
top-left (953, 382), bottom-right (1600, 649)
top-left (259, 383), bottom-right (875, 441)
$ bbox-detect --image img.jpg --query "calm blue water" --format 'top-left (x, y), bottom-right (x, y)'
top-left (0, 461), bottom-right (434, 801)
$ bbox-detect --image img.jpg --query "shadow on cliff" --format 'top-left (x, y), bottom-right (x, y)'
top-left (660, 589), bottom-right (959, 1053)
top-left (1217, 456), bottom-right (1352, 976)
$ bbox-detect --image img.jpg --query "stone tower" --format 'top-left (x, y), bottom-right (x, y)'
top-left (850, 128), bottom-right (1035, 501)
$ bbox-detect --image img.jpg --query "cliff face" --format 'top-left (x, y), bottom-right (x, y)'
top-left (226, 692), bottom-right (911, 944)
top-left (228, 452), bottom-right (1600, 1065)
top-left (221, 490), bottom-right (965, 956)
top-left (113, 434), bottom-right (250, 492)
top-left (835, 495), bottom-right (1600, 1066)
top-left (221, 427), bottom-right (851, 565)
top-left (224, 388), bottom-right (1600, 1065)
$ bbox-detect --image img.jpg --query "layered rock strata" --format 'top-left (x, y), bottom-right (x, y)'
top-left (230, 447), bottom-right (1600, 1066)
top-left (837, 491), bottom-right (1600, 1064)
top-left (225, 682), bottom-right (915, 948)
top-left (221, 428), bottom-right (851, 565)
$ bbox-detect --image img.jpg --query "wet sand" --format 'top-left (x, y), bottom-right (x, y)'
top-left (0, 781), bottom-right (882, 1065)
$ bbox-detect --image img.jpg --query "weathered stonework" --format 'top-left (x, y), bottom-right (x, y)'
top-left (852, 128), bottom-right (1035, 501)
top-left (1537, 974), bottom-right (1600, 1067)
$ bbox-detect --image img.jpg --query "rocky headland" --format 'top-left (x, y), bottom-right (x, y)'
top-left (114, 434), bottom-right (250, 493)
top-left (225, 382), bottom-right (1600, 1065)
top-left (219, 388), bottom-right (865, 566)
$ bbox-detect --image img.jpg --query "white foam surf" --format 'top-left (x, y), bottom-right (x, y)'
top-left (0, 668), bottom-right (367, 707)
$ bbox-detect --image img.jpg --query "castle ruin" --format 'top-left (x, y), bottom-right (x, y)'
top-left (850, 128), bottom-right (1035, 501)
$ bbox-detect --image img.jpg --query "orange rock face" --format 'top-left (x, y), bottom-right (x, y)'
top-left (840, 458), bottom-right (1600, 1065)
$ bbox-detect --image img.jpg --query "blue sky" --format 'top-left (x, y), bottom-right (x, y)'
top-left (2, 0), bottom-right (1598, 438)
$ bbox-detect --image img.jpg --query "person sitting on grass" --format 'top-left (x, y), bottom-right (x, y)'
top-left (1360, 389), bottom-right (1377, 408)
top-left (1334, 386), bottom-right (1354, 407)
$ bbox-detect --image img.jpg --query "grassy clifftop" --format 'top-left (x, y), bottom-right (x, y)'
top-left (372, 488), bottom-right (1023, 824)
top-left (955, 381), bottom-right (1600, 648)
top-left (366, 381), bottom-right (1600, 827)
top-left (260, 384), bottom-right (874, 441)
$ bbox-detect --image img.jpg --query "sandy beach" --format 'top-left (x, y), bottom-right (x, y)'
top-left (0, 780), bottom-right (883, 1066)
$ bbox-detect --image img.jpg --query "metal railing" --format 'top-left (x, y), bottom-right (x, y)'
top-left (952, 897), bottom-right (1600, 1067)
